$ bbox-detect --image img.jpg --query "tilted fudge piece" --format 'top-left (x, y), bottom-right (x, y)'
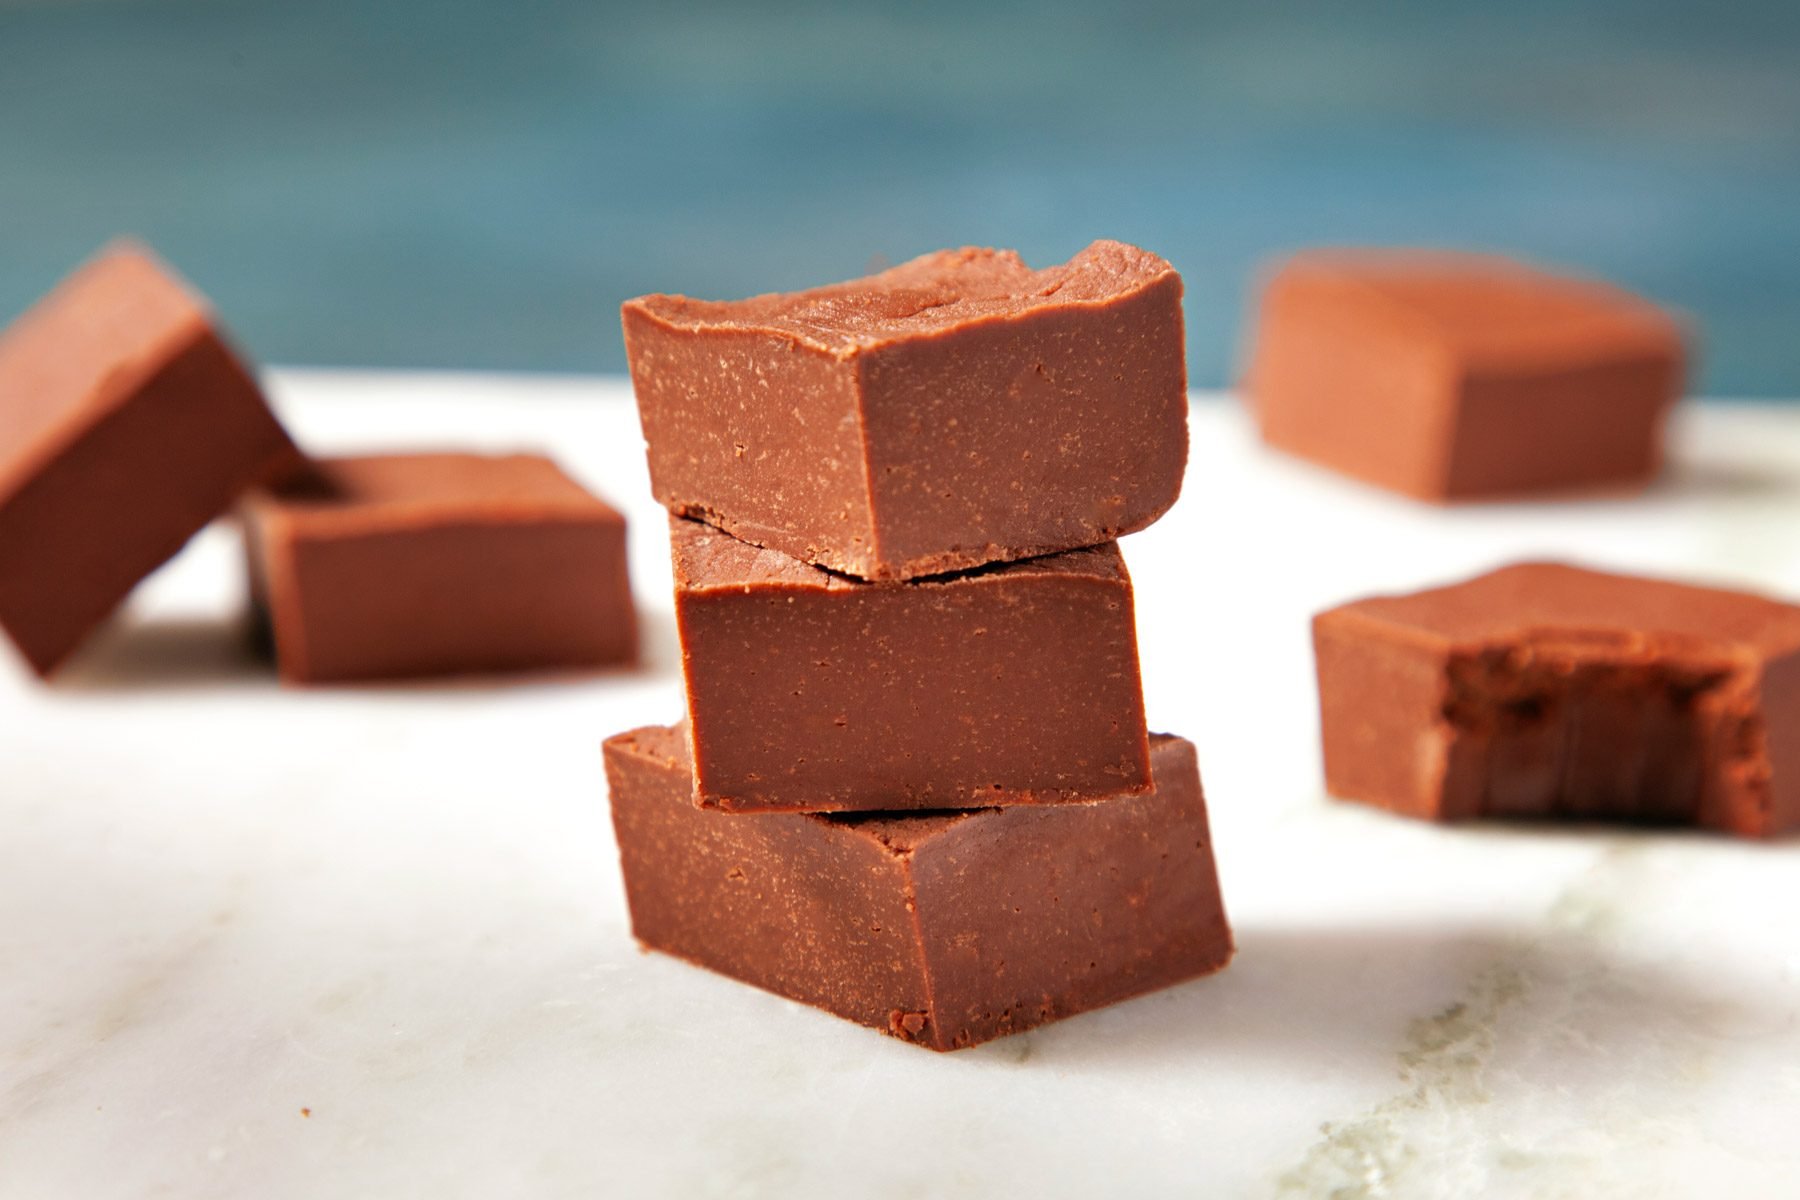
top-left (1245, 250), bottom-right (1686, 501)
top-left (604, 723), bottom-right (1232, 1051)
top-left (243, 453), bottom-right (635, 683)
top-left (1314, 562), bottom-right (1800, 836)
top-left (623, 240), bottom-right (1188, 580)
top-left (0, 241), bottom-right (297, 676)
top-left (671, 515), bottom-right (1149, 812)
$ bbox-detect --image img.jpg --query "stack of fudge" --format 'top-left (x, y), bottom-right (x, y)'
top-left (608, 241), bottom-right (1234, 1051)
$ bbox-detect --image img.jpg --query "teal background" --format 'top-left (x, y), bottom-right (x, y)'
top-left (1, 0), bottom-right (1797, 394)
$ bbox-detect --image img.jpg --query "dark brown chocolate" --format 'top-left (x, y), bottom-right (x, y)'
top-left (671, 514), bottom-right (1150, 812)
top-left (604, 723), bottom-right (1233, 1051)
top-left (1245, 250), bottom-right (1686, 501)
top-left (242, 453), bottom-right (635, 683)
top-left (1314, 562), bottom-right (1800, 836)
top-left (0, 241), bottom-right (297, 676)
top-left (623, 240), bottom-right (1188, 580)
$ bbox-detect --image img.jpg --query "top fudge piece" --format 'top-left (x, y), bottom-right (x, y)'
top-left (1314, 562), bottom-right (1800, 836)
top-left (623, 239), bottom-right (1188, 580)
top-left (0, 241), bottom-right (296, 676)
top-left (1246, 250), bottom-right (1686, 501)
top-left (242, 453), bottom-right (635, 683)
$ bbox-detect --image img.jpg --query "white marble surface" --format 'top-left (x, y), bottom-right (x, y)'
top-left (6, 372), bottom-right (1800, 1199)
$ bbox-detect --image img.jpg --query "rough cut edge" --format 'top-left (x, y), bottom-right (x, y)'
top-left (1428, 636), bottom-right (1774, 836)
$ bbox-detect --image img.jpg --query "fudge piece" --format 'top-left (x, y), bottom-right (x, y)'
top-left (0, 241), bottom-right (297, 676)
top-left (605, 723), bottom-right (1232, 1051)
top-left (243, 453), bottom-right (635, 683)
top-left (1245, 250), bottom-right (1686, 501)
top-left (671, 515), bottom-right (1149, 811)
top-left (1314, 562), bottom-right (1800, 836)
top-left (623, 240), bottom-right (1188, 580)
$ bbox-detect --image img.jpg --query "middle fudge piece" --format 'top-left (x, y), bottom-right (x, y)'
top-left (624, 239), bottom-right (1188, 580)
top-left (671, 515), bottom-right (1149, 812)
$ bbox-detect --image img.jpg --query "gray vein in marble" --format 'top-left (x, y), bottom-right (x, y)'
top-left (0, 906), bottom-right (237, 1127)
top-left (1275, 961), bottom-right (1530, 1199)
top-left (1270, 840), bottom-right (1712, 1199)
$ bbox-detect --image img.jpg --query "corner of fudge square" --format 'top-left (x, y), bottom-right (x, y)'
top-left (1313, 561), bottom-right (1800, 837)
top-left (603, 724), bottom-right (1234, 1051)
top-left (622, 239), bottom-right (1189, 581)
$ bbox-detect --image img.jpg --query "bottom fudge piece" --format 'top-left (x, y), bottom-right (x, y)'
top-left (604, 723), bottom-right (1233, 1051)
top-left (242, 453), bottom-right (635, 683)
top-left (1314, 561), bottom-right (1800, 836)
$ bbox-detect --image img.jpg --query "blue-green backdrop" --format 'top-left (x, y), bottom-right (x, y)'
top-left (2, 0), bottom-right (1796, 394)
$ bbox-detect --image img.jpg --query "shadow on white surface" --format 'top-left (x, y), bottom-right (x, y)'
top-left (54, 614), bottom-right (271, 692)
top-left (48, 607), bottom-right (679, 694)
top-left (1014, 919), bottom-right (1772, 1077)
top-left (1655, 458), bottom-right (1800, 502)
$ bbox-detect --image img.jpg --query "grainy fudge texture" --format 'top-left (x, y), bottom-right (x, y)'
top-left (604, 723), bottom-right (1232, 1051)
top-left (624, 240), bottom-right (1188, 580)
top-left (1245, 250), bottom-right (1686, 501)
top-left (0, 241), bottom-right (297, 676)
top-left (1314, 562), bottom-right (1800, 836)
top-left (243, 453), bottom-right (635, 684)
top-left (671, 515), bottom-right (1149, 812)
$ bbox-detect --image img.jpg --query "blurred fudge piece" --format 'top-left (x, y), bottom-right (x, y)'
top-left (0, 241), bottom-right (297, 676)
top-left (243, 453), bottom-right (634, 683)
top-left (1246, 250), bottom-right (1686, 501)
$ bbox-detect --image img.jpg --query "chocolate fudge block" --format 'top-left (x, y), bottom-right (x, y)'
top-left (624, 240), bottom-right (1188, 580)
top-left (243, 453), bottom-right (635, 683)
top-left (671, 515), bottom-right (1149, 811)
top-left (0, 241), bottom-right (297, 676)
top-left (604, 723), bottom-right (1232, 1051)
top-left (1245, 250), bottom-right (1686, 501)
top-left (1314, 562), bottom-right (1800, 836)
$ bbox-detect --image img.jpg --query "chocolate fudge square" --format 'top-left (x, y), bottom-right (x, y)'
top-left (243, 453), bottom-right (635, 683)
top-left (1315, 562), bottom-right (1800, 836)
top-left (604, 723), bottom-right (1233, 1051)
top-left (671, 514), bottom-right (1150, 812)
top-left (624, 240), bottom-right (1188, 580)
top-left (0, 241), bottom-right (297, 676)
top-left (1245, 250), bottom-right (1686, 501)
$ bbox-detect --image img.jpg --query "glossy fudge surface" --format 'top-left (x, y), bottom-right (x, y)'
top-left (604, 724), bottom-right (1233, 1052)
top-left (1246, 250), bottom-right (1685, 501)
top-left (671, 515), bottom-right (1150, 812)
top-left (624, 240), bottom-right (1187, 580)
top-left (243, 453), bottom-right (635, 684)
top-left (0, 241), bottom-right (296, 676)
top-left (1314, 562), bottom-right (1800, 836)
